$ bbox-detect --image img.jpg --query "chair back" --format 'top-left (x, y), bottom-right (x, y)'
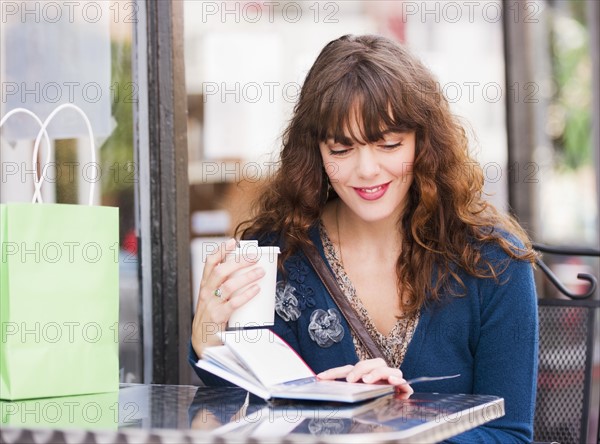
top-left (532, 244), bottom-right (600, 444)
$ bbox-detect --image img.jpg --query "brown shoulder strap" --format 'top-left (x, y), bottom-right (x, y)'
top-left (300, 245), bottom-right (386, 361)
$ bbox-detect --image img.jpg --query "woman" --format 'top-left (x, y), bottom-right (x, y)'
top-left (190, 34), bottom-right (538, 443)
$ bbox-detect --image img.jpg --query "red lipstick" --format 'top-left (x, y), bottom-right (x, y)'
top-left (353, 183), bottom-right (390, 201)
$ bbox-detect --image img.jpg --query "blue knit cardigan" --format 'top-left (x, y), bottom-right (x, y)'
top-left (190, 226), bottom-right (539, 443)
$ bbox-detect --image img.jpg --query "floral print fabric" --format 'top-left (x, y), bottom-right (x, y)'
top-left (286, 256), bottom-right (317, 310)
top-left (319, 222), bottom-right (419, 368)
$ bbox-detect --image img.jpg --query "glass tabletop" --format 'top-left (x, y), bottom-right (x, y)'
top-left (0, 384), bottom-right (504, 443)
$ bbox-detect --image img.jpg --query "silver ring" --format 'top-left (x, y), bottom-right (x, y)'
top-left (214, 288), bottom-right (222, 298)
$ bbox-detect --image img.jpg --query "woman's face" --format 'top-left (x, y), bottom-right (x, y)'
top-left (319, 118), bottom-right (416, 224)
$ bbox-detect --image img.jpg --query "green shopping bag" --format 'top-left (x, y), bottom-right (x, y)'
top-left (0, 105), bottom-right (119, 400)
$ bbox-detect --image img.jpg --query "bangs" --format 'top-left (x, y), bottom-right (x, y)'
top-left (316, 65), bottom-right (418, 144)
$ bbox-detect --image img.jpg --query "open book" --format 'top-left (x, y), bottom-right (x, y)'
top-left (195, 330), bottom-right (395, 403)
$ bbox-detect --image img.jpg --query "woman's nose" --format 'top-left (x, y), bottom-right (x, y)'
top-left (355, 146), bottom-right (381, 179)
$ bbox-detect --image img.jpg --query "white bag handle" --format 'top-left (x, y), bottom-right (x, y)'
top-left (33, 103), bottom-right (97, 206)
top-left (0, 108), bottom-right (52, 203)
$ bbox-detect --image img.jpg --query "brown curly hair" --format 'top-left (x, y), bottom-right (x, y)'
top-left (238, 34), bottom-right (537, 316)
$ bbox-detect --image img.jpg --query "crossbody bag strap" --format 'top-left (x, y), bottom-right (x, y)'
top-left (301, 244), bottom-right (386, 361)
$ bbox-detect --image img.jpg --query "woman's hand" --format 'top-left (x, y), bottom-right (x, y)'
top-left (317, 358), bottom-right (414, 396)
top-left (191, 238), bottom-right (265, 357)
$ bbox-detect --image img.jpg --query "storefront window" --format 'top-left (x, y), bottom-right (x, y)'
top-left (1, 1), bottom-right (142, 382)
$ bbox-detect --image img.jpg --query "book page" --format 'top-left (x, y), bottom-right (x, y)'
top-left (272, 379), bottom-right (394, 403)
top-left (203, 346), bottom-right (262, 387)
top-left (220, 330), bottom-right (314, 387)
top-left (195, 359), bottom-right (270, 400)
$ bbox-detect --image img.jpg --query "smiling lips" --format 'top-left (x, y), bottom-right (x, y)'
top-left (353, 182), bottom-right (390, 201)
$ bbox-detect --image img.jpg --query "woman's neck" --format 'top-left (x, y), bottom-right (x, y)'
top-left (334, 200), bottom-right (403, 258)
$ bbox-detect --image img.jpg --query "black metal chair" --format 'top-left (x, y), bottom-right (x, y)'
top-left (532, 243), bottom-right (600, 444)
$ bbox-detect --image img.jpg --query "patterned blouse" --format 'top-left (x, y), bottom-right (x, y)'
top-left (319, 222), bottom-right (419, 369)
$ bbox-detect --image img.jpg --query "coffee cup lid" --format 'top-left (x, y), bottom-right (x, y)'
top-left (234, 240), bottom-right (280, 255)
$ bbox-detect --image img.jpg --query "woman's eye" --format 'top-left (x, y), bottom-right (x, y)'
top-left (327, 142), bottom-right (353, 156)
top-left (329, 148), bottom-right (350, 156)
top-left (380, 142), bottom-right (403, 150)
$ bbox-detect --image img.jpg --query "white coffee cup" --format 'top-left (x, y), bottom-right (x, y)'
top-left (227, 241), bottom-right (280, 329)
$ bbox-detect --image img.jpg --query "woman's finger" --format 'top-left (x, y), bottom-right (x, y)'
top-left (393, 379), bottom-right (414, 395)
top-left (219, 267), bottom-right (265, 302)
top-left (199, 256), bottom-right (264, 306)
top-left (355, 366), bottom-right (414, 394)
top-left (203, 245), bottom-right (260, 287)
top-left (316, 365), bottom-right (355, 380)
top-left (361, 367), bottom-right (410, 388)
top-left (226, 283), bottom-right (261, 310)
top-left (394, 386), bottom-right (413, 399)
top-left (346, 358), bottom-right (395, 383)
top-left (200, 238), bottom-right (237, 286)
top-left (364, 368), bottom-right (413, 394)
top-left (211, 282), bottom-right (262, 322)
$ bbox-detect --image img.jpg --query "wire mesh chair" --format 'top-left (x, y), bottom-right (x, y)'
top-left (532, 244), bottom-right (600, 444)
